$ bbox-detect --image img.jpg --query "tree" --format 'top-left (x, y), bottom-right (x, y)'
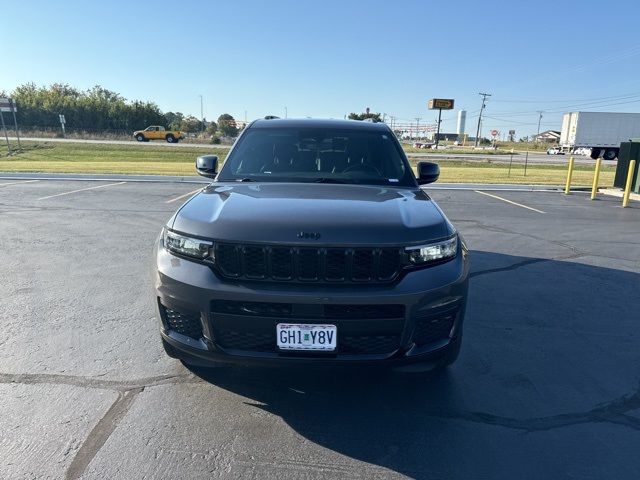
top-left (348, 111), bottom-right (382, 122)
top-left (179, 115), bottom-right (203, 133)
top-left (164, 112), bottom-right (184, 130)
top-left (218, 113), bottom-right (238, 137)
top-left (8, 83), bottom-right (165, 131)
top-left (205, 121), bottom-right (218, 136)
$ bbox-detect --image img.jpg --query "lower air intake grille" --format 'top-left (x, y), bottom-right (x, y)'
top-left (163, 306), bottom-right (202, 340)
top-left (412, 311), bottom-right (455, 346)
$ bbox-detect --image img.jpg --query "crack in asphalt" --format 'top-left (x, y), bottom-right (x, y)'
top-left (65, 388), bottom-right (144, 480)
top-left (0, 372), bottom-right (197, 479)
top-left (1, 362), bottom-right (639, 480)
top-left (430, 383), bottom-right (640, 432)
top-left (453, 218), bottom-right (584, 254)
top-left (470, 252), bottom-right (587, 278)
top-left (1, 246), bottom-right (636, 477)
top-left (0, 372), bottom-right (195, 391)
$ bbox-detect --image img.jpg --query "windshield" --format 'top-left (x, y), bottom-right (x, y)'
top-left (218, 127), bottom-right (416, 187)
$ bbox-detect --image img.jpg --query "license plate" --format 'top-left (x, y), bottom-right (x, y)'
top-left (276, 323), bottom-right (337, 351)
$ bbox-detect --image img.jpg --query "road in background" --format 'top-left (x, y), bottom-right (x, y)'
top-left (7, 136), bottom-right (231, 148)
top-left (406, 151), bottom-right (613, 166)
top-left (6, 137), bottom-right (607, 165)
top-left (0, 179), bottom-right (638, 479)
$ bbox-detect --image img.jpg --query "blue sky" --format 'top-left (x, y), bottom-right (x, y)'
top-left (3, 0), bottom-right (640, 137)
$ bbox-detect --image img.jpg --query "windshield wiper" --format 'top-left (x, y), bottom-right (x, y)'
top-left (313, 178), bottom-right (347, 184)
top-left (236, 178), bottom-right (255, 182)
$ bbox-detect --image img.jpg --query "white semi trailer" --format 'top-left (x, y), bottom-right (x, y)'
top-left (560, 112), bottom-right (640, 160)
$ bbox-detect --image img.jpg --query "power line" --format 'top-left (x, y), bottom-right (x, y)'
top-left (492, 90), bottom-right (640, 104)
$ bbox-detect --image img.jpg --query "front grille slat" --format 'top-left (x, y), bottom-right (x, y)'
top-left (214, 243), bottom-right (403, 284)
top-left (212, 301), bottom-right (404, 319)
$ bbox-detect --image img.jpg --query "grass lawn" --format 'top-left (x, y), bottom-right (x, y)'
top-left (0, 141), bottom-right (615, 186)
top-left (0, 142), bottom-right (228, 176)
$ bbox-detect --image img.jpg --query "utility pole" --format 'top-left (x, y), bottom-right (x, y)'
top-left (198, 95), bottom-right (204, 133)
top-left (536, 111), bottom-right (543, 141)
top-left (474, 92), bottom-right (491, 147)
top-left (390, 115), bottom-right (395, 131)
top-left (415, 117), bottom-right (421, 140)
top-left (434, 110), bottom-right (443, 147)
top-left (285, 106), bottom-right (288, 118)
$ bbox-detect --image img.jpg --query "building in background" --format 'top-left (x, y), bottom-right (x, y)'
top-left (533, 130), bottom-right (561, 142)
top-left (456, 110), bottom-right (466, 142)
top-left (427, 132), bottom-right (459, 142)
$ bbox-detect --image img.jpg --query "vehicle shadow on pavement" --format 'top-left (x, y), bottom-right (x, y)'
top-left (187, 251), bottom-right (640, 479)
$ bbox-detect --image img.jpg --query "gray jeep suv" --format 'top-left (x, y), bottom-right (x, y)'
top-left (153, 118), bottom-right (469, 370)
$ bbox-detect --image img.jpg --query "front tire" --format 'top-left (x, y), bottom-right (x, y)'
top-left (166, 134), bottom-right (176, 143)
top-left (136, 134), bottom-right (145, 142)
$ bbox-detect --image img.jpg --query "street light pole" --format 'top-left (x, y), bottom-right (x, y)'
top-left (474, 92), bottom-right (491, 147)
top-left (198, 95), bottom-right (204, 133)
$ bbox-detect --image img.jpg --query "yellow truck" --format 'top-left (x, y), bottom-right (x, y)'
top-left (133, 126), bottom-right (185, 143)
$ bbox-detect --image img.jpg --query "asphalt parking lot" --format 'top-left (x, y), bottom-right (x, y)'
top-left (1, 178), bottom-right (639, 479)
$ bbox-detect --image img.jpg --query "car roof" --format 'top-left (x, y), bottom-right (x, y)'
top-left (250, 118), bottom-right (390, 131)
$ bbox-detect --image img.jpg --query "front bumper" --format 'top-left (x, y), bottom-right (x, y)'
top-left (153, 242), bottom-right (469, 367)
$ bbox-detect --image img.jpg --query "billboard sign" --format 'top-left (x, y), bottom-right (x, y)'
top-left (428, 98), bottom-right (454, 110)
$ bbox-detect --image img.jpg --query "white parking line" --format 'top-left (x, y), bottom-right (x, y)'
top-left (38, 182), bottom-right (127, 200)
top-left (0, 180), bottom-right (39, 187)
top-left (474, 190), bottom-right (546, 214)
top-left (165, 188), bottom-right (203, 204)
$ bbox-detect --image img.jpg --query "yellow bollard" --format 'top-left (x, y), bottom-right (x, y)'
top-left (591, 158), bottom-right (602, 200)
top-left (622, 159), bottom-right (636, 208)
top-left (564, 156), bottom-right (575, 194)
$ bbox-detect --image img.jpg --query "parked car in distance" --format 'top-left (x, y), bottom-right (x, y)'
top-left (153, 118), bottom-right (469, 373)
top-left (546, 146), bottom-right (565, 155)
top-left (133, 126), bottom-right (185, 143)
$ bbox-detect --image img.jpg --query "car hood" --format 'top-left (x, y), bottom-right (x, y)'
top-left (170, 183), bottom-right (453, 246)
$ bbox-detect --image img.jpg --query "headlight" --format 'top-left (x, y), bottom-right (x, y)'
top-left (162, 228), bottom-right (213, 260)
top-left (406, 235), bottom-right (457, 265)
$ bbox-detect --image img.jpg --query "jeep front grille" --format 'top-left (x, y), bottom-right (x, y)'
top-left (214, 243), bottom-right (404, 284)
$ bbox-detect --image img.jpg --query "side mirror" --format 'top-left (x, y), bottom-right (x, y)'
top-left (417, 161), bottom-right (440, 185)
top-left (196, 155), bottom-right (218, 178)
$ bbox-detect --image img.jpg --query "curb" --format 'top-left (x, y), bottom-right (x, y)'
top-left (0, 172), bottom-right (588, 192)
